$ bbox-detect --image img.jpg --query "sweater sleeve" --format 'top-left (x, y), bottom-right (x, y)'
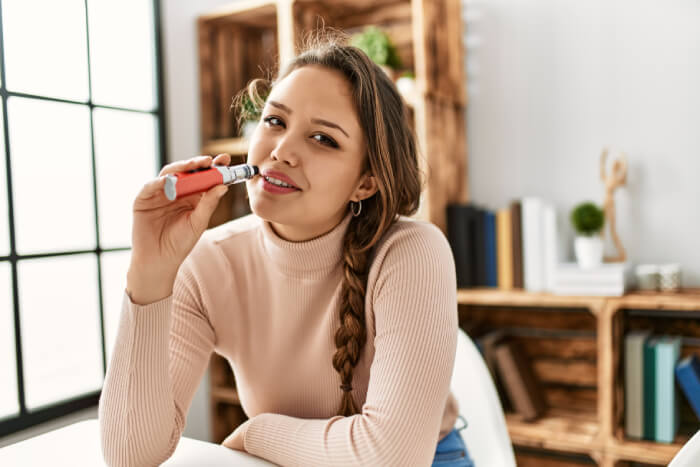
top-left (98, 240), bottom-right (219, 467)
top-left (243, 223), bottom-right (459, 467)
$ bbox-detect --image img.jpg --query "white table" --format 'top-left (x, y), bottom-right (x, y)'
top-left (0, 418), bottom-right (276, 466)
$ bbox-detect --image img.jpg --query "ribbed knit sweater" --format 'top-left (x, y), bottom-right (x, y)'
top-left (98, 211), bottom-right (460, 467)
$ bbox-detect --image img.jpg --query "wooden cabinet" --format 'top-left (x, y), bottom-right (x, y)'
top-left (458, 288), bottom-right (700, 466)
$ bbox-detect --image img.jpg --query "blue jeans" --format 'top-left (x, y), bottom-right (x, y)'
top-left (431, 415), bottom-right (473, 466)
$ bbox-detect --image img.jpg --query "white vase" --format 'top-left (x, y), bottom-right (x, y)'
top-left (574, 235), bottom-right (603, 269)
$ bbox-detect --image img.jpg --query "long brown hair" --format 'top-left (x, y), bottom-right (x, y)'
top-left (233, 29), bottom-right (423, 416)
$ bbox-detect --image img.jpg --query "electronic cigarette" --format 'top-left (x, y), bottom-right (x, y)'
top-left (164, 163), bottom-right (259, 201)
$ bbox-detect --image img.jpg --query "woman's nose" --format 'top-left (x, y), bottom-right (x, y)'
top-left (270, 135), bottom-right (300, 166)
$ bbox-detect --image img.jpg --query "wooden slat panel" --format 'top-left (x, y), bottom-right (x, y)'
top-left (520, 337), bottom-right (597, 360)
top-left (199, 19), bottom-right (215, 143)
top-left (534, 360), bottom-right (597, 387)
top-left (460, 306), bottom-right (597, 332)
top-left (545, 386), bottom-right (597, 414)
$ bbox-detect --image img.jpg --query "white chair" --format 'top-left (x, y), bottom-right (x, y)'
top-left (450, 328), bottom-right (517, 467)
top-left (669, 429), bottom-right (700, 467)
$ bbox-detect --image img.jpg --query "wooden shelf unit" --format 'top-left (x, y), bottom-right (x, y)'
top-left (199, 0), bottom-right (469, 446)
top-left (457, 288), bottom-right (700, 466)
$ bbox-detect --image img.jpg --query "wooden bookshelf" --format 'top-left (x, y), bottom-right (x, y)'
top-left (458, 287), bottom-right (700, 466)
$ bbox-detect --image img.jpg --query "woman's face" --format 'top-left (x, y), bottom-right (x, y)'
top-left (245, 65), bottom-right (377, 241)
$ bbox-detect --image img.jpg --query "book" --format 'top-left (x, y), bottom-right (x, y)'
top-left (510, 201), bottom-right (524, 289)
top-left (554, 262), bottom-right (630, 285)
top-left (625, 331), bottom-right (650, 439)
top-left (446, 204), bottom-right (478, 288)
top-left (521, 197), bottom-right (545, 292)
top-left (485, 211), bottom-right (498, 287)
top-left (551, 263), bottom-right (631, 296)
top-left (654, 336), bottom-right (681, 443)
top-left (477, 329), bottom-right (511, 411)
top-left (676, 354), bottom-right (700, 420)
top-left (497, 208), bottom-right (514, 290)
top-left (643, 338), bottom-right (658, 440)
top-left (474, 207), bottom-right (487, 287)
top-left (542, 202), bottom-right (558, 292)
top-left (494, 340), bottom-right (546, 421)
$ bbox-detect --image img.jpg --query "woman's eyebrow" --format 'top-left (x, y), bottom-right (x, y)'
top-left (268, 100), bottom-right (349, 139)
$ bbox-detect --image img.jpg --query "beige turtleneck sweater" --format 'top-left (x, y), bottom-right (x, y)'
top-left (98, 211), bottom-right (459, 467)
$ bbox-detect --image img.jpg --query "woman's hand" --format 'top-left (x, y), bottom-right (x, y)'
top-left (126, 153), bottom-right (233, 305)
top-left (221, 420), bottom-right (251, 452)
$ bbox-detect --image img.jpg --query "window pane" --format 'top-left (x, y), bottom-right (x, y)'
top-left (1, 0), bottom-right (89, 101)
top-left (8, 97), bottom-right (95, 254)
top-left (18, 254), bottom-right (102, 410)
top-left (94, 109), bottom-right (158, 249)
top-left (0, 262), bottom-right (18, 420)
top-left (100, 250), bottom-right (130, 365)
top-left (0, 107), bottom-right (8, 257)
top-left (87, 0), bottom-right (156, 111)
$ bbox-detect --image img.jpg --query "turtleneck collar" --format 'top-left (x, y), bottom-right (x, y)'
top-left (259, 211), bottom-right (353, 279)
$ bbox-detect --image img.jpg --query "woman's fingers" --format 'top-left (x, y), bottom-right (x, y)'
top-left (212, 153), bottom-right (232, 166)
top-left (158, 155), bottom-right (213, 177)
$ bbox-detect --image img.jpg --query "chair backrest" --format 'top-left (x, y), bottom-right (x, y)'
top-left (450, 328), bottom-right (517, 467)
top-left (668, 429), bottom-right (700, 467)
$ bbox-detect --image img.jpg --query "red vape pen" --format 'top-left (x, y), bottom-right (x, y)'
top-left (163, 163), bottom-right (259, 201)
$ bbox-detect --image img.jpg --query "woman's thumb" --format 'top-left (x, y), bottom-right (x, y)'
top-left (190, 184), bottom-right (228, 232)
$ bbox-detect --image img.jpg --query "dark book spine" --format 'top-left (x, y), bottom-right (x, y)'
top-left (510, 201), bottom-right (524, 289)
top-left (446, 204), bottom-right (474, 288)
top-left (485, 211), bottom-right (498, 287)
top-left (474, 208), bottom-right (487, 287)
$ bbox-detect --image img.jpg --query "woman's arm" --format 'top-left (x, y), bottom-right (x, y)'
top-left (241, 222), bottom-right (458, 467)
top-left (98, 237), bottom-right (222, 467)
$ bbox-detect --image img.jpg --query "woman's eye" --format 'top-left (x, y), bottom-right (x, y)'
top-left (313, 134), bottom-right (339, 148)
top-left (263, 116), bottom-right (283, 127)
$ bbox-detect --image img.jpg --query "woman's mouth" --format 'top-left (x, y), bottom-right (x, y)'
top-left (260, 175), bottom-right (301, 194)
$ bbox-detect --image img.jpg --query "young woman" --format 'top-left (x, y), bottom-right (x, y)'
top-left (99, 32), bottom-right (472, 467)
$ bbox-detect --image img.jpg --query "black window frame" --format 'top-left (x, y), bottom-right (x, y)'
top-left (0, 0), bottom-right (167, 437)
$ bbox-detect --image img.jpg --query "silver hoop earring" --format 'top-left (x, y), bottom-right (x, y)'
top-left (351, 200), bottom-right (362, 217)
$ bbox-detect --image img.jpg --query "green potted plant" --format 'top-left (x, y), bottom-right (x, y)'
top-left (350, 26), bottom-right (402, 80)
top-left (570, 201), bottom-right (605, 269)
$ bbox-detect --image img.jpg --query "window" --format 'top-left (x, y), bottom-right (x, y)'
top-left (0, 0), bottom-right (165, 436)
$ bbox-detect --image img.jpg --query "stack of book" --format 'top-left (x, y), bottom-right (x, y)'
top-left (446, 199), bottom-right (630, 296)
top-left (624, 332), bottom-right (700, 443)
top-left (551, 262), bottom-right (631, 297)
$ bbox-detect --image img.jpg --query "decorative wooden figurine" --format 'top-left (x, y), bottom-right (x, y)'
top-left (600, 147), bottom-right (627, 263)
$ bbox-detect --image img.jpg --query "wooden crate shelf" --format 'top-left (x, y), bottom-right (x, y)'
top-left (458, 287), bottom-right (700, 466)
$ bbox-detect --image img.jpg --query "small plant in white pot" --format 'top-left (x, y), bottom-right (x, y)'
top-left (571, 202), bottom-right (605, 269)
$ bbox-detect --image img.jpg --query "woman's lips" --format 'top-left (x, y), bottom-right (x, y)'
top-left (260, 176), bottom-right (301, 194)
top-left (261, 169), bottom-right (300, 189)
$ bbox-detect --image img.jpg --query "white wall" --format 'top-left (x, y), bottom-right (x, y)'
top-left (463, 0), bottom-right (700, 285)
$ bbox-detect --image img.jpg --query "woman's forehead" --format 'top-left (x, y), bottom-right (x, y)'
top-left (268, 66), bottom-right (360, 129)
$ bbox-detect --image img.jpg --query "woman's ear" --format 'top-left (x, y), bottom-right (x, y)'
top-left (351, 172), bottom-right (378, 202)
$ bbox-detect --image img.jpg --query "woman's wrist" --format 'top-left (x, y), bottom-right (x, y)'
top-left (126, 264), bottom-right (177, 306)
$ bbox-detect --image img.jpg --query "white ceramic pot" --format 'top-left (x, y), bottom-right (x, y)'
top-left (574, 235), bottom-right (603, 269)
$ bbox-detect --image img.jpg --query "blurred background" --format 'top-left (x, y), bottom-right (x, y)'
top-left (0, 0), bottom-right (698, 465)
